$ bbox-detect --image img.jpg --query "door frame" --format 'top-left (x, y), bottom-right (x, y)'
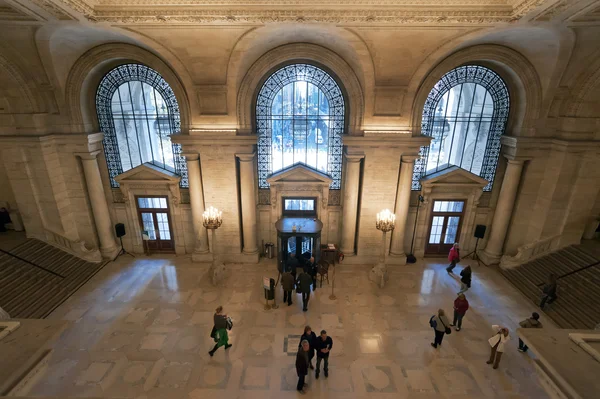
top-left (135, 195), bottom-right (176, 253)
top-left (424, 199), bottom-right (465, 256)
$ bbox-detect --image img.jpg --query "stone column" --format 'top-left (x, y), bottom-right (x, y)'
top-left (77, 151), bottom-right (119, 258)
top-left (185, 154), bottom-right (211, 262)
top-left (237, 153), bottom-right (259, 261)
top-left (340, 153), bottom-right (364, 255)
top-left (389, 155), bottom-right (417, 265)
top-left (480, 158), bottom-right (526, 264)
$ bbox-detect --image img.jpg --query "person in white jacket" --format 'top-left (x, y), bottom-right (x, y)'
top-left (487, 325), bottom-right (509, 369)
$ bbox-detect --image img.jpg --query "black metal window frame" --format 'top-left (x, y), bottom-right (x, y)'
top-left (96, 63), bottom-right (188, 188)
top-left (282, 197), bottom-right (317, 217)
top-left (412, 65), bottom-right (510, 192)
top-left (256, 63), bottom-right (345, 190)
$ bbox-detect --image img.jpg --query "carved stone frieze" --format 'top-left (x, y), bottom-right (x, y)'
top-left (328, 190), bottom-right (341, 206)
top-left (258, 189), bottom-right (271, 205)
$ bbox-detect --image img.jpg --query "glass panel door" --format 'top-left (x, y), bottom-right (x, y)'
top-left (137, 196), bottom-right (174, 252)
top-left (425, 200), bottom-right (465, 256)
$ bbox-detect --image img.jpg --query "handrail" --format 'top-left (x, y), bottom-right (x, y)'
top-left (536, 260), bottom-right (600, 287)
top-left (0, 248), bottom-right (65, 279)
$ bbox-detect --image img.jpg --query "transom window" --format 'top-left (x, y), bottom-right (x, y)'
top-left (96, 64), bottom-right (188, 188)
top-left (283, 197), bottom-right (317, 217)
top-left (412, 65), bottom-right (510, 191)
top-left (256, 64), bottom-right (344, 190)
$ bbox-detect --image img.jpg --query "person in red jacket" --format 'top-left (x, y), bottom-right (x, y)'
top-left (446, 243), bottom-right (460, 273)
top-left (450, 293), bottom-right (469, 331)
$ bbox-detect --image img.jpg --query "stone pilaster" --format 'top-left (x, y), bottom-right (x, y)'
top-left (480, 157), bottom-right (526, 265)
top-left (76, 151), bottom-right (119, 259)
top-left (237, 152), bottom-right (259, 262)
top-left (185, 154), bottom-right (212, 262)
top-left (388, 155), bottom-right (418, 265)
top-left (340, 153), bottom-right (364, 255)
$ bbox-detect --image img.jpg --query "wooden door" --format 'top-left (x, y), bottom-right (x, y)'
top-left (425, 200), bottom-right (465, 256)
top-left (136, 196), bottom-right (175, 252)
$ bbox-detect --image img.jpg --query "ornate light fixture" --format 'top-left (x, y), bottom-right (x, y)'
top-left (371, 209), bottom-right (395, 288)
top-left (202, 206), bottom-right (223, 230)
top-left (376, 209), bottom-right (395, 233)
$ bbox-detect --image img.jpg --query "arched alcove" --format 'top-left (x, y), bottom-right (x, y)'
top-left (64, 43), bottom-right (191, 134)
top-left (237, 43), bottom-right (364, 135)
top-left (410, 44), bottom-right (542, 137)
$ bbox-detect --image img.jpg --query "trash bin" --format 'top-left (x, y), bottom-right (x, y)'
top-left (265, 242), bottom-right (274, 259)
top-left (264, 277), bottom-right (275, 300)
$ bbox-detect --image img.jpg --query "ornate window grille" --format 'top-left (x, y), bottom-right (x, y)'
top-left (96, 64), bottom-right (188, 188)
top-left (412, 65), bottom-right (510, 192)
top-left (256, 64), bottom-right (345, 190)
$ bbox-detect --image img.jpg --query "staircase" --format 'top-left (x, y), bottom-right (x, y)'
top-left (0, 239), bottom-right (107, 319)
top-left (500, 244), bottom-right (600, 329)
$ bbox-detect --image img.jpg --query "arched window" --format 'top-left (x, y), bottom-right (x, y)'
top-left (96, 64), bottom-right (188, 188)
top-left (256, 64), bottom-right (344, 189)
top-left (412, 65), bottom-right (509, 191)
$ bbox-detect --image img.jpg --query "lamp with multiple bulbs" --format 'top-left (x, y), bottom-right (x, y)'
top-left (376, 209), bottom-right (395, 232)
top-left (202, 206), bottom-right (223, 230)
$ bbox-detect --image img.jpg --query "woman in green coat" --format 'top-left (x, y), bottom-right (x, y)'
top-left (209, 306), bottom-right (232, 356)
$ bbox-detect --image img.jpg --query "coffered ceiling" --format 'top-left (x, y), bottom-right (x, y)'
top-left (0, 0), bottom-right (597, 25)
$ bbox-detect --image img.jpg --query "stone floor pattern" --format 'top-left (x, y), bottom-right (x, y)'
top-left (30, 255), bottom-right (550, 398)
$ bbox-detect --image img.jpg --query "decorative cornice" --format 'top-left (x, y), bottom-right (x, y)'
top-left (90, 9), bottom-right (516, 24)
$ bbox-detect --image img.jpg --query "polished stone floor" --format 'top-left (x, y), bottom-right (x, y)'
top-left (29, 255), bottom-right (550, 398)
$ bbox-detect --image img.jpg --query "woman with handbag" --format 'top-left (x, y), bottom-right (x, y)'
top-left (487, 325), bottom-right (510, 369)
top-left (430, 309), bottom-right (451, 348)
top-left (209, 306), bottom-right (232, 356)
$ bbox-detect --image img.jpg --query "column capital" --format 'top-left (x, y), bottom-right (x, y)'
top-left (344, 153), bottom-right (365, 163)
top-left (236, 152), bottom-right (256, 162)
top-left (401, 154), bottom-right (419, 164)
top-left (74, 150), bottom-right (101, 160)
top-left (503, 155), bottom-right (530, 164)
top-left (182, 153), bottom-right (200, 161)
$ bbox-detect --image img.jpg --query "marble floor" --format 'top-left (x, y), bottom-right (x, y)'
top-left (29, 255), bottom-right (551, 399)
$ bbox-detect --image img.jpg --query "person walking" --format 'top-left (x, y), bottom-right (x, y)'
top-left (296, 270), bottom-right (313, 312)
top-left (450, 293), bottom-right (469, 331)
top-left (299, 325), bottom-right (318, 369)
top-left (315, 330), bottom-right (333, 379)
top-left (540, 274), bottom-right (558, 309)
top-left (458, 265), bottom-right (472, 294)
top-left (208, 306), bottom-right (232, 356)
top-left (430, 309), bottom-right (451, 348)
top-left (518, 312), bottom-right (542, 353)
top-left (281, 270), bottom-right (295, 306)
top-left (446, 243), bottom-right (460, 273)
top-left (296, 340), bottom-right (310, 394)
top-left (487, 325), bottom-right (510, 369)
top-left (304, 256), bottom-right (318, 291)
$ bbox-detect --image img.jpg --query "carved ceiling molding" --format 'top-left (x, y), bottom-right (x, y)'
top-left (89, 10), bottom-right (516, 24)
top-left (28, 0), bottom-right (78, 20)
top-left (97, 0), bottom-right (509, 5)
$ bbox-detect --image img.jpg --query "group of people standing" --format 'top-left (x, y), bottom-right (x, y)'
top-left (296, 326), bottom-right (334, 394)
top-left (281, 253), bottom-right (318, 311)
top-left (430, 243), bottom-right (545, 369)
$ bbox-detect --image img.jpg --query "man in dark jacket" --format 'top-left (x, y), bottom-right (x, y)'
top-left (286, 253), bottom-right (301, 279)
top-left (296, 340), bottom-right (310, 394)
top-left (518, 312), bottom-right (542, 353)
top-left (315, 330), bottom-right (333, 379)
top-left (296, 271), bottom-right (313, 312)
top-left (540, 274), bottom-right (557, 309)
top-left (304, 256), bottom-right (318, 291)
top-left (281, 271), bottom-right (295, 306)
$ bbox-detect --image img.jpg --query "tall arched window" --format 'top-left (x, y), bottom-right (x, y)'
top-left (96, 64), bottom-right (188, 188)
top-left (412, 65), bottom-right (509, 191)
top-left (256, 64), bottom-right (344, 189)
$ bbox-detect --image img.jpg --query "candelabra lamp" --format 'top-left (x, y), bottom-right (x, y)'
top-left (203, 206), bottom-right (225, 285)
top-left (370, 209), bottom-right (396, 288)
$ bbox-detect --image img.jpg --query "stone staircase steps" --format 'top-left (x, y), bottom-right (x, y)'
top-left (0, 239), bottom-right (107, 319)
top-left (500, 244), bottom-right (600, 329)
